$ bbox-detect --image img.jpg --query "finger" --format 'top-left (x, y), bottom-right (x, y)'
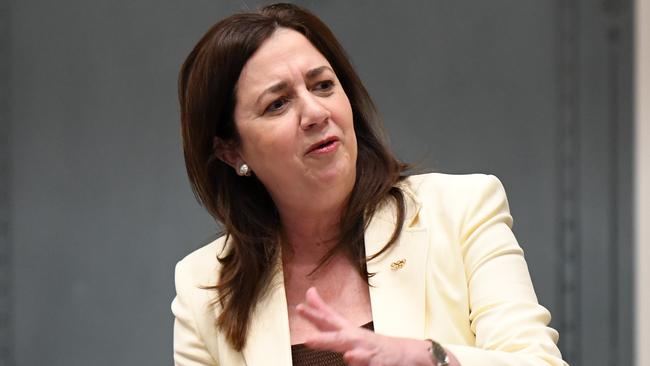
top-left (304, 287), bottom-right (327, 308)
top-left (296, 288), bottom-right (349, 331)
top-left (343, 349), bottom-right (374, 366)
top-left (296, 302), bottom-right (343, 332)
top-left (304, 287), bottom-right (350, 328)
top-left (304, 330), bottom-right (357, 353)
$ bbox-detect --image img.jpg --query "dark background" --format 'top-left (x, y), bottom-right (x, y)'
top-left (0, 1), bottom-right (634, 365)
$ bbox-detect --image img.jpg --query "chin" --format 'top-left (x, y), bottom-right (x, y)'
top-left (316, 161), bottom-right (355, 184)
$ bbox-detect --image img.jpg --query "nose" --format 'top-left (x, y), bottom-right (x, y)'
top-left (299, 92), bottom-right (330, 130)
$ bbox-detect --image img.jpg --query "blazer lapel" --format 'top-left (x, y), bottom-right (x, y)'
top-left (242, 261), bottom-right (292, 366)
top-left (365, 184), bottom-right (428, 340)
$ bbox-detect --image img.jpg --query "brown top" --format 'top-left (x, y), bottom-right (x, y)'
top-left (291, 322), bottom-right (374, 366)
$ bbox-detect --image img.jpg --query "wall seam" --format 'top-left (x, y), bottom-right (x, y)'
top-left (555, 0), bottom-right (581, 363)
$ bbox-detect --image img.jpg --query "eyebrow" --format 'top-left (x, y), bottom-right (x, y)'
top-left (254, 65), bottom-right (334, 106)
top-left (255, 81), bottom-right (289, 106)
top-left (305, 65), bottom-right (333, 80)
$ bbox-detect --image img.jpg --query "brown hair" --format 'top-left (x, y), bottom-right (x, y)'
top-left (179, 3), bottom-right (407, 351)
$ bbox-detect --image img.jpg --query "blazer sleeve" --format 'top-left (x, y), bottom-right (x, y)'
top-left (444, 175), bottom-right (568, 366)
top-left (171, 259), bottom-right (219, 366)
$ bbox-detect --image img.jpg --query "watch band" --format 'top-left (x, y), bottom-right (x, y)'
top-left (426, 339), bottom-right (450, 366)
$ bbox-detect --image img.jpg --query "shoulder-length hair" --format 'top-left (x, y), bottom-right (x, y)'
top-left (179, 3), bottom-right (407, 351)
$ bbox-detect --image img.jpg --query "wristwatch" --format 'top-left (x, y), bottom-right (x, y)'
top-left (426, 339), bottom-right (449, 366)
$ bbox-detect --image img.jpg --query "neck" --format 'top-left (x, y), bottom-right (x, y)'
top-left (278, 204), bottom-right (343, 265)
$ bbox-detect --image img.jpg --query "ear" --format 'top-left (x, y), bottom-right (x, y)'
top-left (213, 136), bottom-right (244, 171)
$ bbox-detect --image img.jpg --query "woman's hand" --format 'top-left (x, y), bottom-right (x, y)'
top-left (296, 287), bottom-right (458, 366)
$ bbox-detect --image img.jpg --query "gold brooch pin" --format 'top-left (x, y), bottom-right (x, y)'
top-left (390, 258), bottom-right (406, 270)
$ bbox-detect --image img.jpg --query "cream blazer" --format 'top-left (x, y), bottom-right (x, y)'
top-left (172, 173), bottom-right (568, 366)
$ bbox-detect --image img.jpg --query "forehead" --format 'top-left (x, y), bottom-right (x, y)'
top-left (237, 28), bottom-right (332, 91)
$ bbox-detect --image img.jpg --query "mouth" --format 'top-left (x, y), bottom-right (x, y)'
top-left (306, 136), bottom-right (340, 155)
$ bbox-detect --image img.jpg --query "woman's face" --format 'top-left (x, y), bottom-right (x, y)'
top-left (231, 28), bottom-right (357, 216)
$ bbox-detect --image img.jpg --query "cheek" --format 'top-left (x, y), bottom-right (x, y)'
top-left (240, 124), bottom-right (297, 165)
top-left (333, 94), bottom-right (354, 128)
top-left (335, 98), bottom-right (355, 142)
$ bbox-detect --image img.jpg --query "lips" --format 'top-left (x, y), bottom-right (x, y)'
top-left (306, 136), bottom-right (340, 155)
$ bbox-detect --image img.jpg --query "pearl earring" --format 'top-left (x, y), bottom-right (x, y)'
top-left (238, 163), bottom-right (250, 176)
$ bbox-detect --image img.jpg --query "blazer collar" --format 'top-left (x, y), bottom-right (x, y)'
top-left (242, 181), bottom-right (427, 365)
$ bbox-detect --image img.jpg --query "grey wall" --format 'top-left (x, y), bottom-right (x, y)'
top-left (2, 1), bottom-right (633, 365)
top-left (1, 0), bottom-right (11, 364)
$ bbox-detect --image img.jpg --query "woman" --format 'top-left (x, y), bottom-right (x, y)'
top-left (173, 3), bottom-right (567, 366)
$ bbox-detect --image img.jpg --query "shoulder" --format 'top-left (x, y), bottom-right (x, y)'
top-left (172, 237), bottom-right (228, 364)
top-left (403, 172), bottom-right (504, 192)
top-left (175, 235), bottom-right (229, 290)
top-left (399, 173), bottom-right (511, 227)
top-left (403, 172), bottom-right (507, 204)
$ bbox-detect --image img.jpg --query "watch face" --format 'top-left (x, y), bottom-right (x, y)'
top-left (427, 339), bottom-right (449, 366)
top-left (432, 342), bottom-right (448, 365)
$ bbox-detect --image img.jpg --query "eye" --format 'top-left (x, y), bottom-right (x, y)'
top-left (312, 80), bottom-right (335, 93)
top-left (264, 97), bottom-right (289, 114)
